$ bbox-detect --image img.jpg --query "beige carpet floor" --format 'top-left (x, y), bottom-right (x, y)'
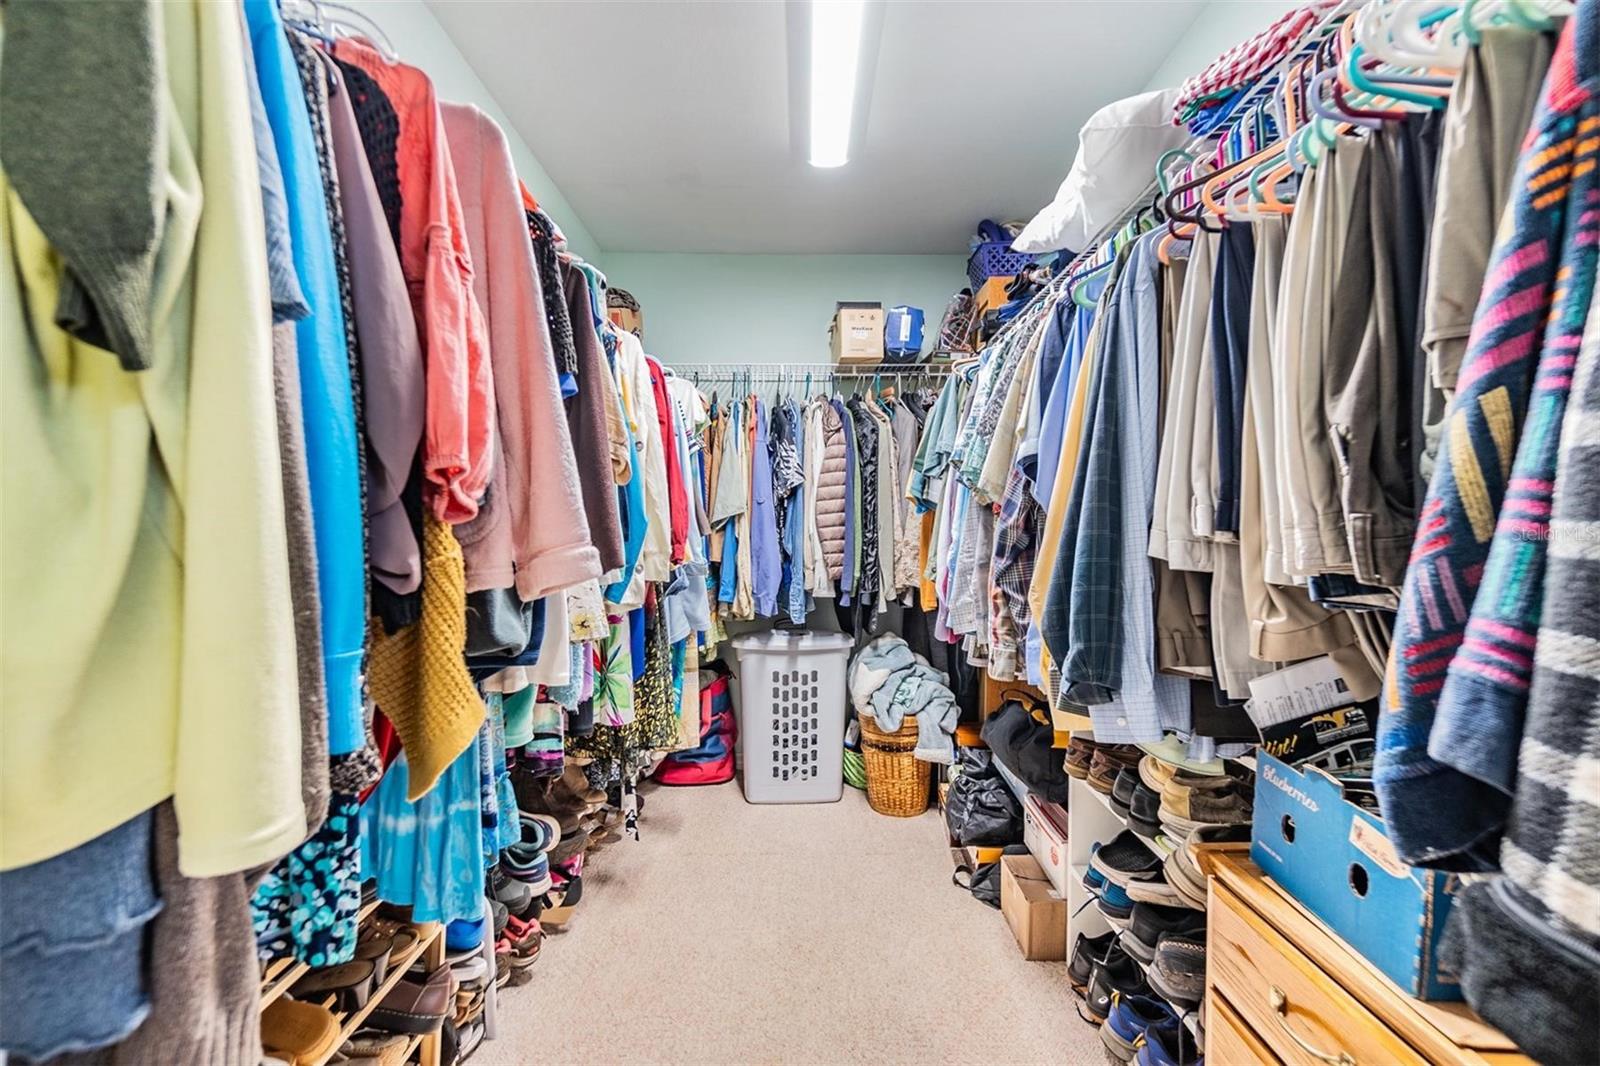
top-left (473, 780), bottom-right (1108, 1065)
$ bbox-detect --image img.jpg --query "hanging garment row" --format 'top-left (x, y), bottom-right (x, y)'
top-left (0, 1), bottom-right (726, 1060)
top-left (900, 3), bottom-right (1596, 1063)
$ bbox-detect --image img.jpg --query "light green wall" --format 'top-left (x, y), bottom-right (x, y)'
top-left (350, 0), bottom-right (603, 263)
top-left (1141, 0), bottom-right (1303, 93)
top-left (603, 253), bottom-right (968, 365)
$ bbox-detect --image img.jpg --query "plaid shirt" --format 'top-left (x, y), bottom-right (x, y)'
top-left (1044, 235), bottom-right (1190, 741)
top-left (1175, 1), bottom-right (1334, 118)
top-left (989, 466), bottom-right (1040, 679)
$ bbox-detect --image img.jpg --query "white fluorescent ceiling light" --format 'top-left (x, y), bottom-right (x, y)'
top-left (809, 0), bottom-right (866, 167)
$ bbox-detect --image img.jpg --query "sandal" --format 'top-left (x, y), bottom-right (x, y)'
top-left (353, 932), bottom-right (395, 984)
top-left (290, 958), bottom-right (378, 1012)
top-left (262, 998), bottom-right (341, 1066)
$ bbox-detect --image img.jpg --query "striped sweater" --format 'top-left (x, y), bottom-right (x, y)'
top-left (1376, 17), bottom-right (1600, 872)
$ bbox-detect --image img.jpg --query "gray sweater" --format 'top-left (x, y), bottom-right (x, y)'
top-left (0, 0), bottom-right (166, 371)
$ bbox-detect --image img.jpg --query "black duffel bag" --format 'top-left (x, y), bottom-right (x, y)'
top-left (944, 747), bottom-right (1022, 846)
top-left (981, 693), bottom-right (1070, 804)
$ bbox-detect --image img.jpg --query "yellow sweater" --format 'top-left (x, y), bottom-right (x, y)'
top-left (1, 0), bottom-right (304, 876)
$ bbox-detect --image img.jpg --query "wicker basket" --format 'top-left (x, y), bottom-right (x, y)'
top-left (857, 713), bottom-right (932, 817)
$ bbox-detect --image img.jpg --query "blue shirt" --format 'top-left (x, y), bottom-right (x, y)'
top-left (1031, 275), bottom-right (1105, 509)
top-left (244, 0), bottom-right (365, 754)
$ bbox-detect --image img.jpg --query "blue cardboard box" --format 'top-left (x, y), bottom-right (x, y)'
top-left (1251, 752), bottom-right (1462, 1000)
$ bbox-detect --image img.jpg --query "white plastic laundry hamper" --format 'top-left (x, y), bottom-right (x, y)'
top-left (730, 631), bottom-right (854, 803)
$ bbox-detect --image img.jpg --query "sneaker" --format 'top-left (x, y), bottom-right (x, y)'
top-left (488, 864), bottom-right (534, 918)
top-left (1069, 930), bottom-right (1117, 993)
top-left (1082, 942), bottom-right (1151, 1024)
top-left (1111, 767), bottom-right (1141, 820)
top-left (1137, 1016), bottom-right (1203, 1066)
top-left (1090, 830), bottom-right (1163, 888)
top-left (1125, 868), bottom-right (1186, 907)
top-left (1149, 932), bottom-right (1207, 1009)
top-left (1098, 881), bottom-right (1135, 922)
top-left (445, 916), bottom-right (485, 953)
top-left (1065, 736), bottom-right (1098, 779)
top-left (1123, 903), bottom-right (1207, 964)
top-left (1138, 755), bottom-right (1178, 793)
top-left (502, 845), bottom-right (551, 894)
top-left (1162, 844), bottom-right (1209, 911)
top-left (1101, 993), bottom-right (1179, 1062)
top-left (1160, 787), bottom-right (1252, 836)
top-left (1089, 745), bottom-right (1144, 795)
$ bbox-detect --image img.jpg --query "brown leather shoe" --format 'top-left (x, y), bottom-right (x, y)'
top-left (1087, 744), bottom-right (1143, 794)
top-left (365, 963), bottom-right (453, 1035)
top-left (1064, 736), bottom-right (1097, 779)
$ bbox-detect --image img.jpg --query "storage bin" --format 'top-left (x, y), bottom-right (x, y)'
top-left (966, 241), bottom-right (1033, 290)
top-left (858, 712), bottom-right (933, 816)
top-left (730, 631), bottom-right (854, 803)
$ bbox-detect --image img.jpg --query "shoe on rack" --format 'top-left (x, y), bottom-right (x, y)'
top-left (1088, 745), bottom-right (1144, 795)
top-left (1101, 993), bottom-right (1180, 1063)
top-left (366, 964), bottom-right (454, 1035)
top-left (1159, 788), bottom-right (1252, 837)
top-left (1149, 932), bottom-right (1207, 1010)
top-left (1065, 735), bottom-right (1098, 779)
top-left (1137, 1015), bottom-right (1203, 1066)
top-left (261, 998), bottom-right (341, 1066)
top-left (1138, 755), bottom-right (1178, 793)
top-left (1082, 845), bottom-right (1110, 893)
top-left (1098, 881), bottom-right (1135, 922)
top-left (503, 844), bottom-right (552, 894)
top-left (556, 764), bottom-right (607, 808)
top-left (341, 1030), bottom-right (411, 1066)
top-left (1125, 868), bottom-right (1186, 908)
top-left (489, 863), bottom-right (535, 919)
top-left (444, 916), bottom-right (486, 955)
top-left (1089, 830), bottom-right (1163, 888)
top-left (1123, 903), bottom-right (1207, 965)
top-left (1082, 941), bottom-right (1152, 1025)
top-left (1111, 767), bottom-right (1141, 820)
top-left (1069, 930), bottom-right (1118, 994)
top-left (1129, 782), bottom-right (1166, 839)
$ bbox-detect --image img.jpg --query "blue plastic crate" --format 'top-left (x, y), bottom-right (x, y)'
top-left (967, 241), bottom-right (1033, 290)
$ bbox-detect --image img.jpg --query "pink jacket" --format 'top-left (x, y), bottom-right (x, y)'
top-left (333, 40), bottom-right (494, 524)
top-left (441, 103), bottom-right (600, 600)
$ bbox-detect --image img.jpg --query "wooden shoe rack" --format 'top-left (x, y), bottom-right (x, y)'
top-left (259, 900), bottom-right (447, 1066)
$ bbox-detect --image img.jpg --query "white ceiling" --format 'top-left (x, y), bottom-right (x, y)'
top-left (427, 0), bottom-right (1206, 254)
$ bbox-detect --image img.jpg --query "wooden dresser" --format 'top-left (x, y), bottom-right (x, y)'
top-left (1204, 853), bottom-right (1532, 1066)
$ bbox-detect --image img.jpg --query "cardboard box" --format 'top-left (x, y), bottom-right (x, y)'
top-left (1001, 854), bottom-right (1068, 960)
top-left (1022, 794), bottom-right (1070, 898)
top-left (1251, 752), bottom-right (1463, 1000)
top-left (829, 301), bottom-right (884, 364)
top-left (973, 275), bottom-right (1015, 317)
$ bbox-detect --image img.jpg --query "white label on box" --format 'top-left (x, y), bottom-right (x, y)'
top-left (1349, 818), bottom-right (1408, 879)
top-left (898, 314), bottom-right (912, 342)
top-left (1245, 655), bottom-right (1352, 728)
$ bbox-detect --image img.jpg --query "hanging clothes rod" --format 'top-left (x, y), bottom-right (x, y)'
top-left (669, 362), bottom-right (955, 378)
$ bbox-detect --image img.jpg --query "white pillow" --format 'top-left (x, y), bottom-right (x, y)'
top-left (1013, 88), bottom-right (1188, 254)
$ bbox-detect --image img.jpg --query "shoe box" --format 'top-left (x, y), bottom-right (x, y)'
top-left (1022, 794), bottom-right (1070, 898)
top-left (1251, 751), bottom-right (1462, 1000)
top-left (1000, 853), bottom-right (1068, 961)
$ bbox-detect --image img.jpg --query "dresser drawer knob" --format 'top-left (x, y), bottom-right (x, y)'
top-left (1269, 986), bottom-right (1356, 1065)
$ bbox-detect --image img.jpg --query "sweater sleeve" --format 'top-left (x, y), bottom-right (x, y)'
top-left (471, 109), bottom-right (600, 600)
top-left (422, 104), bottom-right (495, 523)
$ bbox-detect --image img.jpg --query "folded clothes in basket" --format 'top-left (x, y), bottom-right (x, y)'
top-left (848, 633), bottom-right (959, 764)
